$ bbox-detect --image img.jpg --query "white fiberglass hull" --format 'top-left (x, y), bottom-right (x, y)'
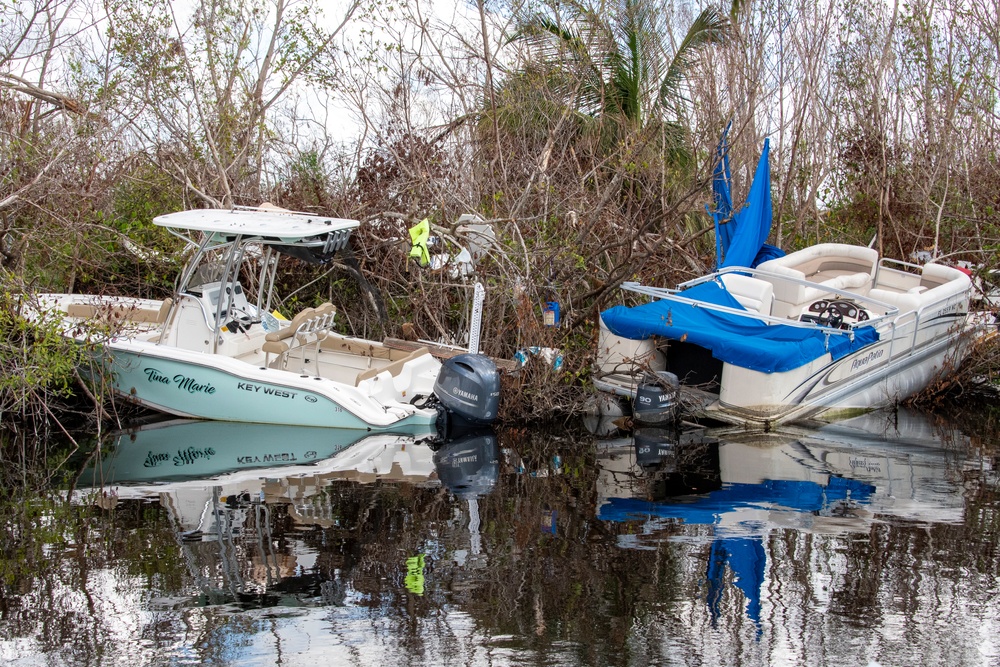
top-left (596, 323), bottom-right (971, 428)
top-left (705, 317), bottom-right (974, 427)
top-left (36, 207), bottom-right (502, 431)
top-left (595, 243), bottom-right (986, 428)
top-left (89, 337), bottom-right (440, 429)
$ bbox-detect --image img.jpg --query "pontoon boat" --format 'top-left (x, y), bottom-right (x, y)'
top-left (596, 242), bottom-right (983, 427)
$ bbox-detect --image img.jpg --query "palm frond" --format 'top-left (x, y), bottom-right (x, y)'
top-left (511, 0), bottom-right (730, 128)
top-left (515, 14), bottom-right (589, 61)
top-left (657, 6), bottom-right (731, 114)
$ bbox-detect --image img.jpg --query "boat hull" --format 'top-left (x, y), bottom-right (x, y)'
top-left (32, 208), bottom-right (502, 431)
top-left (89, 340), bottom-right (438, 429)
top-left (594, 241), bottom-right (992, 427)
top-left (701, 316), bottom-right (972, 426)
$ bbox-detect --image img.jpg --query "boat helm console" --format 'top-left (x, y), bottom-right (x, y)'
top-left (187, 281), bottom-right (260, 332)
top-left (798, 298), bottom-right (871, 330)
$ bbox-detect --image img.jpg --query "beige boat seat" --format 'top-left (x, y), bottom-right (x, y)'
top-left (868, 263), bottom-right (971, 315)
top-left (757, 244), bottom-right (878, 317)
top-left (867, 288), bottom-right (920, 314)
top-left (919, 262), bottom-right (964, 289)
top-left (66, 298), bottom-right (173, 325)
top-left (719, 274), bottom-right (773, 315)
top-left (757, 243), bottom-right (878, 280)
top-left (354, 347), bottom-right (431, 385)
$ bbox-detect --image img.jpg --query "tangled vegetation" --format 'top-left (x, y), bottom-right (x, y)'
top-left (1, 0), bottom-right (998, 431)
top-left (0, 282), bottom-right (86, 426)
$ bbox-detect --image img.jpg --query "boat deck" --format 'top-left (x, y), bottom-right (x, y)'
top-left (271, 338), bottom-right (432, 387)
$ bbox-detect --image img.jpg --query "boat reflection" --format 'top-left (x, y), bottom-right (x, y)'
top-left (81, 418), bottom-right (440, 488)
top-left (593, 409), bottom-right (983, 632)
top-left (78, 419), bottom-right (498, 608)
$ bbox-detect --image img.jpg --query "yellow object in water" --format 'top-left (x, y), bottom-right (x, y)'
top-left (404, 553), bottom-right (425, 595)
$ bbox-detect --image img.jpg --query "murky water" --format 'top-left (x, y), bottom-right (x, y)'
top-left (2, 409), bottom-right (1000, 666)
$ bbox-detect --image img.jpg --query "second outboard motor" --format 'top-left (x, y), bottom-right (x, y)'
top-left (633, 371), bottom-right (680, 425)
top-left (433, 353), bottom-right (501, 427)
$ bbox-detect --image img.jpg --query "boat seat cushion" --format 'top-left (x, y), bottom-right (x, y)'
top-left (264, 303), bottom-right (335, 343)
top-left (868, 288), bottom-right (920, 313)
top-left (262, 303), bottom-right (336, 357)
top-left (719, 274), bottom-right (773, 315)
top-left (264, 306), bottom-right (315, 343)
top-left (757, 243), bottom-right (879, 279)
top-left (920, 262), bottom-right (967, 289)
top-left (757, 244), bottom-right (878, 309)
top-left (320, 336), bottom-right (412, 360)
top-left (801, 271), bottom-right (871, 302)
top-left (868, 263), bottom-right (971, 314)
top-left (66, 298), bottom-right (172, 325)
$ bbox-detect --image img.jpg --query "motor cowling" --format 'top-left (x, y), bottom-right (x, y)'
top-left (633, 371), bottom-right (680, 425)
top-left (433, 353), bottom-right (500, 426)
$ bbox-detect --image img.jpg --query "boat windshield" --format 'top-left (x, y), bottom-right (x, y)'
top-left (187, 261), bottom-right (227, 290)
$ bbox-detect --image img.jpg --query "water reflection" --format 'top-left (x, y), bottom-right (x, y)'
top-left (2, 409), bottom-right (999, 666)
top-left (433, 430), bottom-right (499, 565)
top-left (593, 411), bottom-right (979, 637)
top-left (81, 418), bottom-right (439, 485)
top-left (77, 420), bottom-right (454, 609)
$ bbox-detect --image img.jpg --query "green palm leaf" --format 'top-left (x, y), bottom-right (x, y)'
top-left (657, 6), bottom-right (730, 117)
top-left (515, 0), bottom-right (732, 126)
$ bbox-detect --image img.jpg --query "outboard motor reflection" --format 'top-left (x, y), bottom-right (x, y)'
top-left (634, 427), bottom-right (676, 468)
top-left (623, 425), bottom-right (723, 501)
top-left (432, 430), bottom-right (499, 499)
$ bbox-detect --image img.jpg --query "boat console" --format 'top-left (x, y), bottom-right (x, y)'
top-left (798, 299), bottom-right (871, 330)
top-left (187, 281), bottom-right (259, 331)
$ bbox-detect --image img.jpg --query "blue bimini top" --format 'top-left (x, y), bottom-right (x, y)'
top-left (600, 280), bottom-right (880, 374)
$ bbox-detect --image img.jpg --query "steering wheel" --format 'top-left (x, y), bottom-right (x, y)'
top-left (817, 303), bottom-right (844, 328)
top-left (229, 305), bottom-right (256, 323)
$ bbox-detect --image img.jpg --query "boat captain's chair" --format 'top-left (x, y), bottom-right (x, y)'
top-left (262, 302), bottom-right (337, 372)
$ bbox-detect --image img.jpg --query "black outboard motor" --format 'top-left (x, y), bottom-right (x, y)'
top-left (633, 371), bottom-right (680, 425)
top-left (433, 430), bottom-right (499, 498)
top-left (433, 353), bottom-right (501, 428)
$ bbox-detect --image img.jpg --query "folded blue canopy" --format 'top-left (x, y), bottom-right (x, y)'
top-left (600, 280), bottom-right (880, 374)
top-left (709, 132), bottom-right (785, 270)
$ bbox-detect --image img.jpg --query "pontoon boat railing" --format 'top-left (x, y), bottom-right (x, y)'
top-left (621, 264), bottom-right (970, 356)
top-left (676, 266), bottom-right (901, 325)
